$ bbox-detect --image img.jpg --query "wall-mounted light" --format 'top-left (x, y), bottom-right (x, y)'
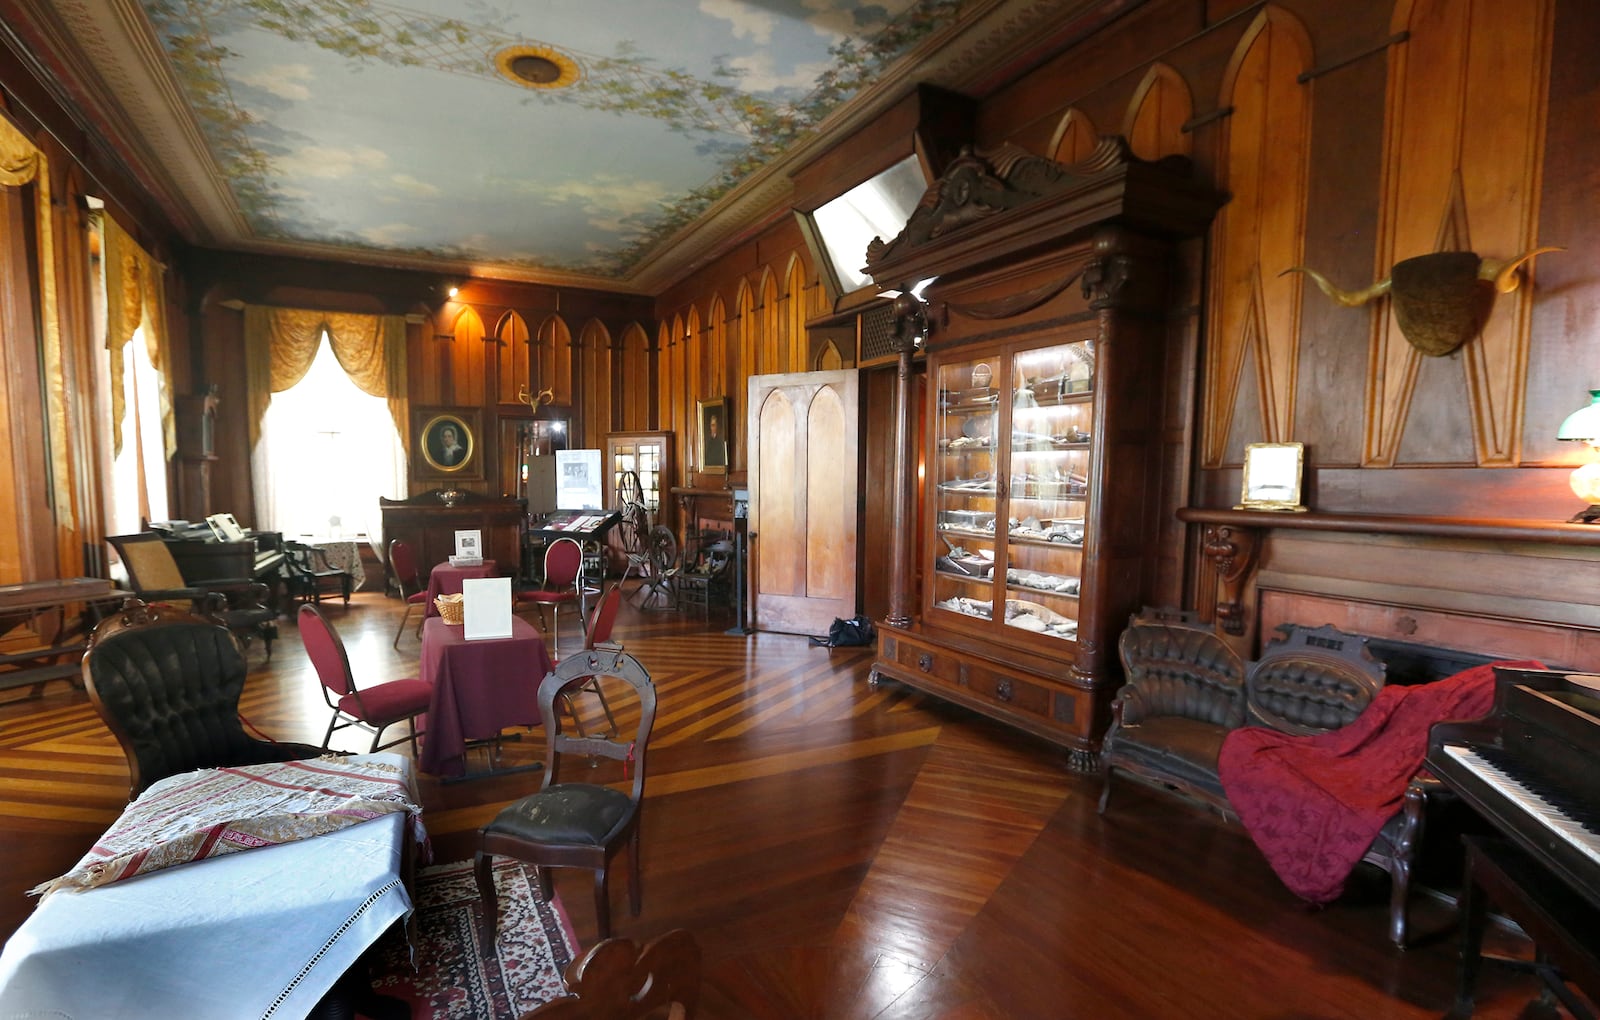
top-left (1557, 389), bottom-right (1600, 523)
top-left (447, 285), bottom-right (460, 299)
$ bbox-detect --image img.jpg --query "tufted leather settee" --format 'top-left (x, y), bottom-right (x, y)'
top-left (82, 599), bottom-right (327, 800)
top-left (1098, 609), bottom-right (1446, 947)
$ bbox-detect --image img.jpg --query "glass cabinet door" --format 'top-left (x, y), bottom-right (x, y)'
top-left (932, 356), bottom-right (1001, 622)
top-left (1001, 339), bottom-right (1092, 642)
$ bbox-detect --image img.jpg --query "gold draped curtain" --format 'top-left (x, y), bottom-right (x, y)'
top-left (0, 116), bottom-right (71, 518)
top-left (243, 305), bottom-right (408, 449)
top-left (102, 216), bottom-right (175, 459)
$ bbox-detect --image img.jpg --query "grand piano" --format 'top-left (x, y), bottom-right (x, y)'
top-left (1425, 666), bottom-right (1600, 1015)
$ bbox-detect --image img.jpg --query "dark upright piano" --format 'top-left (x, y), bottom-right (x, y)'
top-left (1425, 666), bottom-right (1600, 1013)
top-left (155, 520), bottom-right (287, 588)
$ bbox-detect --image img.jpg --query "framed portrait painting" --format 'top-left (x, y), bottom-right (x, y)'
top-left (697, 397), bottom-right (730, 474)
top-left (412, 406), bottom-right (483, 480)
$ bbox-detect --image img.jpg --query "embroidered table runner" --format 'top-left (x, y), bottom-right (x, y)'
top-left (33, 755), bottom-right (423, 896)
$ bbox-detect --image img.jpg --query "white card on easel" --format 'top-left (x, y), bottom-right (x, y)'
top-left (462, 576), bottom-right (513, 641)
top-left (455, 530), bottom-right (482, 559)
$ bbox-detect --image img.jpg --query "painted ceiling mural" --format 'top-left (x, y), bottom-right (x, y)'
top-left (138, 0), bottom-right (975, 281)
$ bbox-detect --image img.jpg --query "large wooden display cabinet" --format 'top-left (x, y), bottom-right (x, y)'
top-left (865, 141), bottom-right (1219, 771)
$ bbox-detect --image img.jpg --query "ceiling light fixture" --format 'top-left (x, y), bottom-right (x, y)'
top-left (494, 44), bottom-right (582, 91)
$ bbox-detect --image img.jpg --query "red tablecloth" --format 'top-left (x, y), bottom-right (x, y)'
top-left (417, 615), bottom-right (551, 778)
top-left (423, 559), bottom-right (498, 617)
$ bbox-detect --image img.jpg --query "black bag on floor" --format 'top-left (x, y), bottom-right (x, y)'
top-left (810, 614), bottom-right (876, 647)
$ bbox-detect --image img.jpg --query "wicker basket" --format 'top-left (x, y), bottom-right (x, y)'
top-left (434, 593), bottom-right (465, 625)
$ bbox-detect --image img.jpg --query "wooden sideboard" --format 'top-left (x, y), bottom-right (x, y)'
top-left (378, 490), bottom-right (526, 580)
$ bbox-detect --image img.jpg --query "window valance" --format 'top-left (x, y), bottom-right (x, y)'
top-left (242, 304), bottom-right (408, 448)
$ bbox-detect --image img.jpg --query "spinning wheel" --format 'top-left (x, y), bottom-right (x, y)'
top-left (633, 525), bottom-right (680, 610)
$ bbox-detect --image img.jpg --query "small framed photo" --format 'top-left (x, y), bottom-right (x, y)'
top-left (1237, 442), bottom-right (1307, 512)
top-left (413, 406), bottom-right (483, 480)
top-left (697, 397), bottom-right (730, 474)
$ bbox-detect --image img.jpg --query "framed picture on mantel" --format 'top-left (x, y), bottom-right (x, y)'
top-left (1236, 442), bottom-right (1306, 512)
top-left (413, 406), bottom-right (483, 481)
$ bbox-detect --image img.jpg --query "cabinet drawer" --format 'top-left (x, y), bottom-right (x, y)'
top-left (964, 663), bottom-right (1051, 719)
top-left (891, 635), bottom-right (961, 683)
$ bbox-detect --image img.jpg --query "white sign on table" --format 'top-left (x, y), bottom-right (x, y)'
top-left (461, 576), bottom-right (513, 640)
top-left (454, 529), bottom-right (482, 559)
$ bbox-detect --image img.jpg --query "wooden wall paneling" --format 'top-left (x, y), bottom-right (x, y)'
top-left (658, 320), bottom-right (677, 441)
top-left (783, 259), bottom-right (806, 374)
top-left (974, 0), bottom-right (1208, 153)
top-left (530, 314), bottom-right (568, 407)
top-left (619, 322), bottom-right (651, 433)
top-left (1524, 0), bottom-right (1600, 466)
top-left (860, 365), bottom-right (900, 621)
top-left (578, 320), bottom-right (611, 449)
top-left (735, 282), bottom-right (755, 389)
top-left (1292, 21), bottom-right (1390, 467)
top-left (759, 271), bottom-right (779, 377)
top-left (1366, 0), bottom-right (1554, 467)
top-left (492, 310), bottom-right (530, 406)
top-left (1124, 64), bottom-right (1193, 161)
top-left (685, 306), bottom-right (703, 468)
top-left (707, 296), bottom-right (727, 401)
top-left (446, 304), bottom-right (487, 409)
top-left (1049, 108), bottom-right (1098, 164)
top-left (1203, 7), bottom-right (1314, 465)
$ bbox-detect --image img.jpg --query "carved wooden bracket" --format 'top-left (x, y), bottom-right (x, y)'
top-left (1201, 524), bottom-right (1260, 635)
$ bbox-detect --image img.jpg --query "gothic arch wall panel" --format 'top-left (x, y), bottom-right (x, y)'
top-left (1364, 0), bottom-right (1553, 467)
top-left (1203, 8), bottom-right (1314, 466)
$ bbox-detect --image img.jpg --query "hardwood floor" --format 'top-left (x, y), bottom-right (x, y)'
top-left (0, 590), bottom-right (1569, 1018)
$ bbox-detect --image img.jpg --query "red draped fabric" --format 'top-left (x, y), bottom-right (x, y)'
top-left (1218, 659), bottom-right (1542, 903)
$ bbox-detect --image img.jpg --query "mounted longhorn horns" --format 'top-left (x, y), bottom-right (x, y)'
top-left (1282, 247), bottom-right (1562, 356)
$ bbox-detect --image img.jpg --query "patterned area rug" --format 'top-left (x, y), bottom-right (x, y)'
top-left (362, 858), bottom-right (578, 1019)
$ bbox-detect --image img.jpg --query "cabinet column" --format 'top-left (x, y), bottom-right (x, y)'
top-left (885, 300), bottom-right (922, 628)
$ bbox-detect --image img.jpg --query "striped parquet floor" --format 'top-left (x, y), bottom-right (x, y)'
top-left (0, 589), bottom-right (1566, 1018)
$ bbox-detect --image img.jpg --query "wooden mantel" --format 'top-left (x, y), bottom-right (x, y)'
top-left (1171, 508), bottom-right (1600, 639)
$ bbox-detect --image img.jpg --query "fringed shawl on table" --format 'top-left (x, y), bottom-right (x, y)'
top-left (32, 756), bottom-right (426, 896)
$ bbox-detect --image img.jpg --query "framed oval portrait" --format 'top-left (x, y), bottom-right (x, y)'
top-left (413, 407), bottom-right (481, 479)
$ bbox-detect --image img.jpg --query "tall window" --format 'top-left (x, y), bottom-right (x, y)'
top-left (255, 333), bottom-right (404, 543)
top-left (107, 326), bottom-right (169, 534)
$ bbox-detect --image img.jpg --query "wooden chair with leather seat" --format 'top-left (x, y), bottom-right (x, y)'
top-left (81, 599), bottom-right (326, 800)
top-left (518, 928), bottom-right (701, 1019)
top-left (476, 647), bottom-right (656, 940)
top-left (299, 604), bottom-right (432, 756)
top-left (388, 538), bottom-right (429, 648)
top-left (107, 531), bottom-right (280, 658)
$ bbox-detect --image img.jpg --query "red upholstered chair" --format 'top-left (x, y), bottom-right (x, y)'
top-left (516, 537), bottom-right (584, 657)
top-left (388, 539), bottom-right (429, 649)
top-left (477, 648), bottom-right (656, 940)
top-left (299, 604), bottom-right (431, 756)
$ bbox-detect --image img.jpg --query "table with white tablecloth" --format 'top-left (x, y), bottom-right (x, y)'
top-left (0, 753), bottom-right (415, 1020)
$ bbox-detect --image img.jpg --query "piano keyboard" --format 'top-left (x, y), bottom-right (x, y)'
top-left (1441, 743), bottom-right (1600, 869)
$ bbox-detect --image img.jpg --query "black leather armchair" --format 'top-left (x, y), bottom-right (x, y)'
top-left (81, 599), bottom-right (326, 799)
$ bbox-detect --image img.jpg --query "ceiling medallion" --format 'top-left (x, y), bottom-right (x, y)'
top-left (494, 44), bottom-right (582, 90)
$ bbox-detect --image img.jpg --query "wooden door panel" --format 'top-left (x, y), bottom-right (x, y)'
top-left (805, 385), bottom-right (852, 599)
top-left (757, 390), bottom-right (802, 595)
top-left (750, 371), bottom-right (858, 635)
